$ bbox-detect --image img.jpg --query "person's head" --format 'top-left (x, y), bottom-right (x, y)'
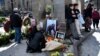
top-left (69, 4), bottom-right (74, 9)
top-left (36, 23), bottom-right (43, 31)
top-left (87, 3), bottom-right (94, 9)
top-left (29, 13), bottom-right (33, 18)
top-left (89, 1), bottom-right (93, 5)
top-left (94, 8), bottom-right (97, 11)
top-left (13, 8), bottom-right (19, 13)
top-left (74, 3), bottom-right (78, 9)
top-left (31, 19), bottom-right (36, 27)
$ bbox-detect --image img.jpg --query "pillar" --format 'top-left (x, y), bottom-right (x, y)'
top-left (53, 0), bottom-right (66, 32)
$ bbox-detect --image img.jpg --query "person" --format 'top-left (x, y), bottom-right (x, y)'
top-left (27, 14), bottom-right (37, 42)
top-left (65, 4), bottom-right (72, 37)
top-left (66, 4), bottom-right (80, 40)
top-left (73, 3), bottom-right (84, 38)
top-left (10, 8), bottom-right (22, 44)
top-left (83, 7), bottom-right (87, 27)
top-left (26, 24), bottom-right (46, 53)
top-left (84, 3), bottom-right (93, 32)
top-left (92, 8), bottom-right (100, 29)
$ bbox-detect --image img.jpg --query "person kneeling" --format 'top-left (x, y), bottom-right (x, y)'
top-left (26, 24), bottom-right (46, 53)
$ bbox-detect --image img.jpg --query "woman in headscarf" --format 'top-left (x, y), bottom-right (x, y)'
top-left (84, 3), bottom-right (93, 32)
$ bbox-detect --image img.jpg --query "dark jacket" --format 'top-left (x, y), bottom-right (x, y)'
top-left (29, 31), bottom-right (46, 50)
top-left (65, 5), bottom-right (74, 24)
top-left (83, 9), bottom-right (86, 20)
top-left (92, 11), bottom-right (100, 19)
top-left (28, 26), bottom-right (37, 41)
top-left (65, 5), bottom-right (71, 19)
top-left (10, 12), bottom-right (22, 27)
top-left (85, 4), bottom-right (93, 18)
top-left (85, 8), bottom-right (92, 18)
top-left (74, 9), bottom-right (80, 19)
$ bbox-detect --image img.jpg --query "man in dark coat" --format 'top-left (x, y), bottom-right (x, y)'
top-left (65, 5), bottom-right (73, 24)
top-left (65, 4), bottom-right (73, 38)
top-left (10, 8), bottom-right (22, 43)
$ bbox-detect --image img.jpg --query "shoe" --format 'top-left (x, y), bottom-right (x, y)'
top-left (36, 50), bottom-right (42, 53)
top-left (28, 50), bottom-right (34, 53)
top-left (79, 35), bottom-right (84, 38)
top-left (97, 27), bottom-right (99, 29)
top-left (26, 50), bottom-right (30, 53)
top-left (17, 42), bottom-right (21, 44)
top-left (85, 30), bottom-right (90, 32)
top-left (74, 38), bottom-right (80, 40)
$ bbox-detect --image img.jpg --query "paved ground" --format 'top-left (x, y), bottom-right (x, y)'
top-left (0, 40), bottom-right (47, 56)
top-left (0, 21), bottom-right (99, 56)
top-left (80, 21), bottom-right (100, 56)
top-left (80, 29), bottom-right (100, 56)
top-left (0, 40), bottom-right (74, 56)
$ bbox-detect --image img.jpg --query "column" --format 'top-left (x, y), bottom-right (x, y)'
top-left (98, 0), bottom-right (100, 9)
top-left (53, 0), bottom-right (66, 32)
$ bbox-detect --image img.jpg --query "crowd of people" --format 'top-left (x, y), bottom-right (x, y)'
top-left (65, 2), bottom-right (100, 40)
top-left (9, 8), bottom-right (46, 53)
top-left (7, 1), bottom-right (100, 53)
top-left (65, 3), bottom-right (84, 40)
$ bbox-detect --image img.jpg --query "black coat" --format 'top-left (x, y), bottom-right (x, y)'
top-left (29, 31), bottom-right (46, 50)
top-left (10, 12), bottom-right (22, 27)
top-left (85, 4), bottom-right (93, 18)
top-left (27, 26), bottom-right (37, 41)
top-left (65, 5), bottom-right (74, 24)
top-left (74, 9), bottom-right (80, 19)
top-left (85, 8), bottom-right (92, 18)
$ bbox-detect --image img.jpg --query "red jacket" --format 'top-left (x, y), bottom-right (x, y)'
top-left (92, 11), bottom-right (100, 19)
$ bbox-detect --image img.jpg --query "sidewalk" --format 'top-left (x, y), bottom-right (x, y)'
top-left (0, 40), bottom-right (47, 56)
top-left (0, 29), bottom-right (94, 56)
top-left (80, 29), bottom-right (100, 56)
top-left (72, 29), bottom-right (95, 56)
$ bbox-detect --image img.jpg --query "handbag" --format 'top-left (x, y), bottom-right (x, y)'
top-left (78, 13), bottom-right (85, 24)
top-left (78, 13), bottom-right (85, 28)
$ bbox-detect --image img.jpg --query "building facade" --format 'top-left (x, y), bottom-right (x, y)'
top-left (0, 0), bottom-right (5, 11)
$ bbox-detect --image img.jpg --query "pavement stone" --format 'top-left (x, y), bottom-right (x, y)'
top-left (80, 29), bottom-right (100, 56)
top-left (0, 40), bottom-right (47, 56)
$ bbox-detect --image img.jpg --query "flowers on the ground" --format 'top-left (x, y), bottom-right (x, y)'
top-left (0, 27), bottom-right (15, 46)
top-left (67, 52), bottom-right (74, 56)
